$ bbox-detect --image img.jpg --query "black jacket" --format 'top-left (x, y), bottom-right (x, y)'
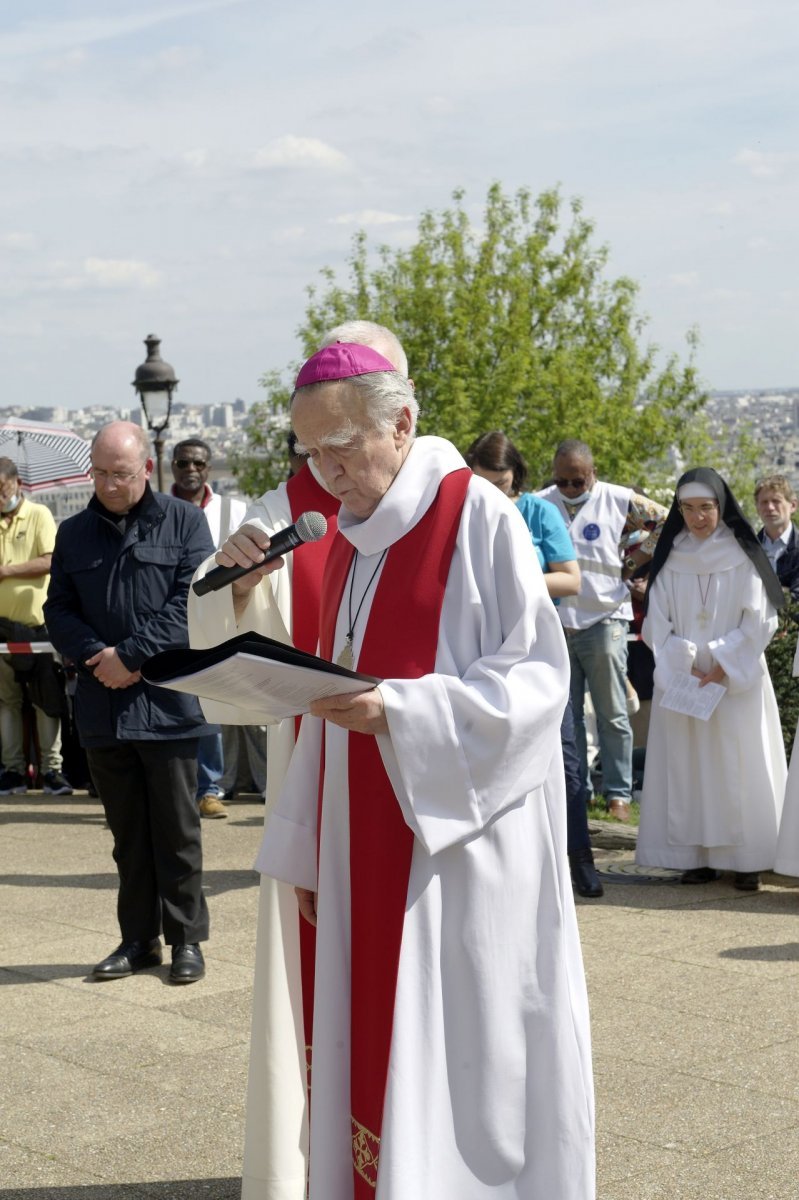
top-left (757, 525), bottom-right (799, 600)
top-left (44, 485), bottom-right (215, 747)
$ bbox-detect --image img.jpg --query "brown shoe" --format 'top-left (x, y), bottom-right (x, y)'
top-left (607, 798), bottom-right (631, 823)
top-left (199, 794), bottom-right (228, 819)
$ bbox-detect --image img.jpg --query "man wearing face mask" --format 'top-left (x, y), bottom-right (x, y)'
top-left (538, 440), bottom-right (667, 822)
top-left (0, 458), bottom-right (72, 795)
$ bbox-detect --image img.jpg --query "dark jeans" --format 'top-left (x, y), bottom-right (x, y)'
top-left (562, 694), bottom-right (591, 855)
top-left (87, 739), bottom-right (209, 946)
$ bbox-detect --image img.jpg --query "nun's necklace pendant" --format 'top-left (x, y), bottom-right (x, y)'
top-left (696, 575), bottom-right (713, 627)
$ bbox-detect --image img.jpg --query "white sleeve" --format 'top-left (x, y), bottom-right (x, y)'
top-left (707, 570), bottom-right (777, 694)
top-left (255, 714), bottom-right (322, 889)
top-left (187, 488), bottom-right (295, 722)
top-left (644, 576), bottom-right (697, 689)
top-left (375, 495), bottom-right (570, 856)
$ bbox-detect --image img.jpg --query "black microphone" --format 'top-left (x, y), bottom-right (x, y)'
top-left (192, 511), bottom-right (328, 597)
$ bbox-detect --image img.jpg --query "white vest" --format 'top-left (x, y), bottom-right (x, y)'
top-left (538, 480), bottom-right (632, 629)
top-left (203, 491), bottom-right (248, 549)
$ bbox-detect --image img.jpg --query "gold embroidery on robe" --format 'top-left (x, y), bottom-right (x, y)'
top-left (351, 1115), bottom-right (379, 1188)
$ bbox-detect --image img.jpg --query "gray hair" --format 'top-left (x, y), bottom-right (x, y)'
top-left (554, 439), bottom-right (594, 467)
top-left (319, 320), bottom-right (409, 378)
top-left (292, 371), bottom-right (418, 448)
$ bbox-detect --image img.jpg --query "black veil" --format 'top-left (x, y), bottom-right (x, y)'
top-left (644, 467), bottom-right (784, 613)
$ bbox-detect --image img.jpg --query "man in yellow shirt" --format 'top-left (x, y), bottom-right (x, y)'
top-left (0, 458), bottom-right (72, 795)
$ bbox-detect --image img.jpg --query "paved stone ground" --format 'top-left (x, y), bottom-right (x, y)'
top-left (2, 793), bottom-right (799, 1198)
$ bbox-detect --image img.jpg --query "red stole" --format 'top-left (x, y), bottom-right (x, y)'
top-left (319, 467), bottom-right (471, 1195)
top-left (285, 464), bottom-right (340, 656)
top-left (286, 464), bottom-right (340, 1106)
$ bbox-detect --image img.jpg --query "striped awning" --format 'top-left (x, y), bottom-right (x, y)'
top-left (0, 419), bottom-right (92, 492)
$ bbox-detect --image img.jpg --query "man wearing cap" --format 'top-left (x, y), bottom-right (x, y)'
top-left (538, 440), bottom-right (667, 822)
top-left (234, 343), bottom-right (593, 1198)
top-left (189, 322), bottom-right (410, 1200)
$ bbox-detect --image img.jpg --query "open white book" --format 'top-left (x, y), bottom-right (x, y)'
top-left (659, 671), bottom-right (726, 721)
top-left (141, 632), bottom-right (380, 724)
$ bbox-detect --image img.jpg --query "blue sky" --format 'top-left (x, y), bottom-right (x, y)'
top-left (1, 0), bottom-right (797, 412)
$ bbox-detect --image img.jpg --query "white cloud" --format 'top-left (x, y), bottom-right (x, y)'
top-left (668, 271), bottom-right (699, 287)
top-left (706, 200), bottom-right (734, 217)
top-left (252, 136), bottom-right (349, 171)
top-left (747, 236), bottom-right (770, 251)
top-left (706, 287), bottom-right (751, 302)
top-left (272, 226), bottom-right (307, 244)
top-left (182, 148), bottom-right (209, 168)
top-left (143, 44), bottom-right (204, 72)
top-left (83, 258), bottom-right (164, 288)
top-left (0, 2), bottom-right (246, 60)
top-left (733, 147), bottom-right (799, 179)
top-left (0, 232), bottom-right (37, 250)
top-left (42, 46), bottom-right (88, 73)
top-left (423, 95), bottom-right (456, 116)
top-left (329, 210), bottom-right (413, 227)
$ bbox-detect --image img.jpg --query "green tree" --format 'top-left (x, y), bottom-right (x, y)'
top-left (765, 597), bottom-right (799, 755)
top-left (239, 183), bottom-right (708, 491)
top-left (659, 412), bottom-right (763, 518)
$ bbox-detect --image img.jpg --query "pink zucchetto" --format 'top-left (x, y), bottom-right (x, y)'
top-left (294, 342), bottom-right (396, 390)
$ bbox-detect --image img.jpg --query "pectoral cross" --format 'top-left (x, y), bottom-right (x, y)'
top-left (336, 637), bottom-right (354, 671)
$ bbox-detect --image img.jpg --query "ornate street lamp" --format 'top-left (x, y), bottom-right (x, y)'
top-left (132, 333), bottom-right (178, 491)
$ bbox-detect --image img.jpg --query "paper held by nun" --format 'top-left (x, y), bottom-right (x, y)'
top-left (141, 632), bottom-right (381, 724)
top-left (659, 671), bottom-right (726, 721)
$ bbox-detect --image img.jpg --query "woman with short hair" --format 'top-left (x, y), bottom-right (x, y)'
top-left (465, 430), bottom-right (603, 898)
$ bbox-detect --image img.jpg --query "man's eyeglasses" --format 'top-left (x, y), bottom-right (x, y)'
top-left (90, 465), bottom-right (145, 485)
top-left (173, 458), bottom-right (208, 470)
top-left (554, 477), bottom-right (589, 489)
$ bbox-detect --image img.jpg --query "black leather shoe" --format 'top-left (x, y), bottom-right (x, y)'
top-left (680, 867), bottom-right (721, 885)
top-left (733, 871), bottom-right (761, 891)
top-left (92, 939), bottom-right (162, 980)
top-left (569, 850), bottom-right (604, 898)
top-left (169, 943), bottom-right (205, 984)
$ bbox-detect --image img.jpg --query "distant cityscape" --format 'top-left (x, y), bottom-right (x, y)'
top-left (2, 387), bottom-right (799, 523)
top-left (0, 397), bottom-right (272, 521)
top-left (704, 389), bottom-right (799, 473)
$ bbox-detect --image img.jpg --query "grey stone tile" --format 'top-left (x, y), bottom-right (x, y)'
top-left (12, 1002), bottom-right (245, 1078)
top-left (594, 1059), bottom-right (799, 1154)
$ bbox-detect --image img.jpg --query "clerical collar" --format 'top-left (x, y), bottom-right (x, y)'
top-left (95, 492), bottom-right (148, 533)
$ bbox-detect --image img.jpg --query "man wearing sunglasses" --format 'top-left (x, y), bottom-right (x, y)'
top-left (171, 439), bottom-right (248, 818)
top-left (539, 440), bottom-right (667, 823)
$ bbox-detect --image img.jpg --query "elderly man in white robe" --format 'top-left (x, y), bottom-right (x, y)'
top-left (235, 342), bottom-right (594, 1199)
top-left (188, 322), bottom-right (410, 1200)
top-left (636, 467), bottom-right (786, 890)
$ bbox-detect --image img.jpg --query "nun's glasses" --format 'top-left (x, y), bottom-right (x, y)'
top-left (678, 501), bottom-right (718, 516)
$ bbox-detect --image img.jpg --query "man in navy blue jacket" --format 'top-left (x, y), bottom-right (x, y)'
top-left (755, 474), bottom-right (799, 600)
top-left (45, 421), bottom-right (216, 984)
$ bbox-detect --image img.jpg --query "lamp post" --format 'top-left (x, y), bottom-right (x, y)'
top-left (132, 334), bottom-right (178, 492)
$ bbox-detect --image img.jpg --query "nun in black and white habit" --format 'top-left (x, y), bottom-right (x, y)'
top-left (635, 468), bottom-right (786, 888)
